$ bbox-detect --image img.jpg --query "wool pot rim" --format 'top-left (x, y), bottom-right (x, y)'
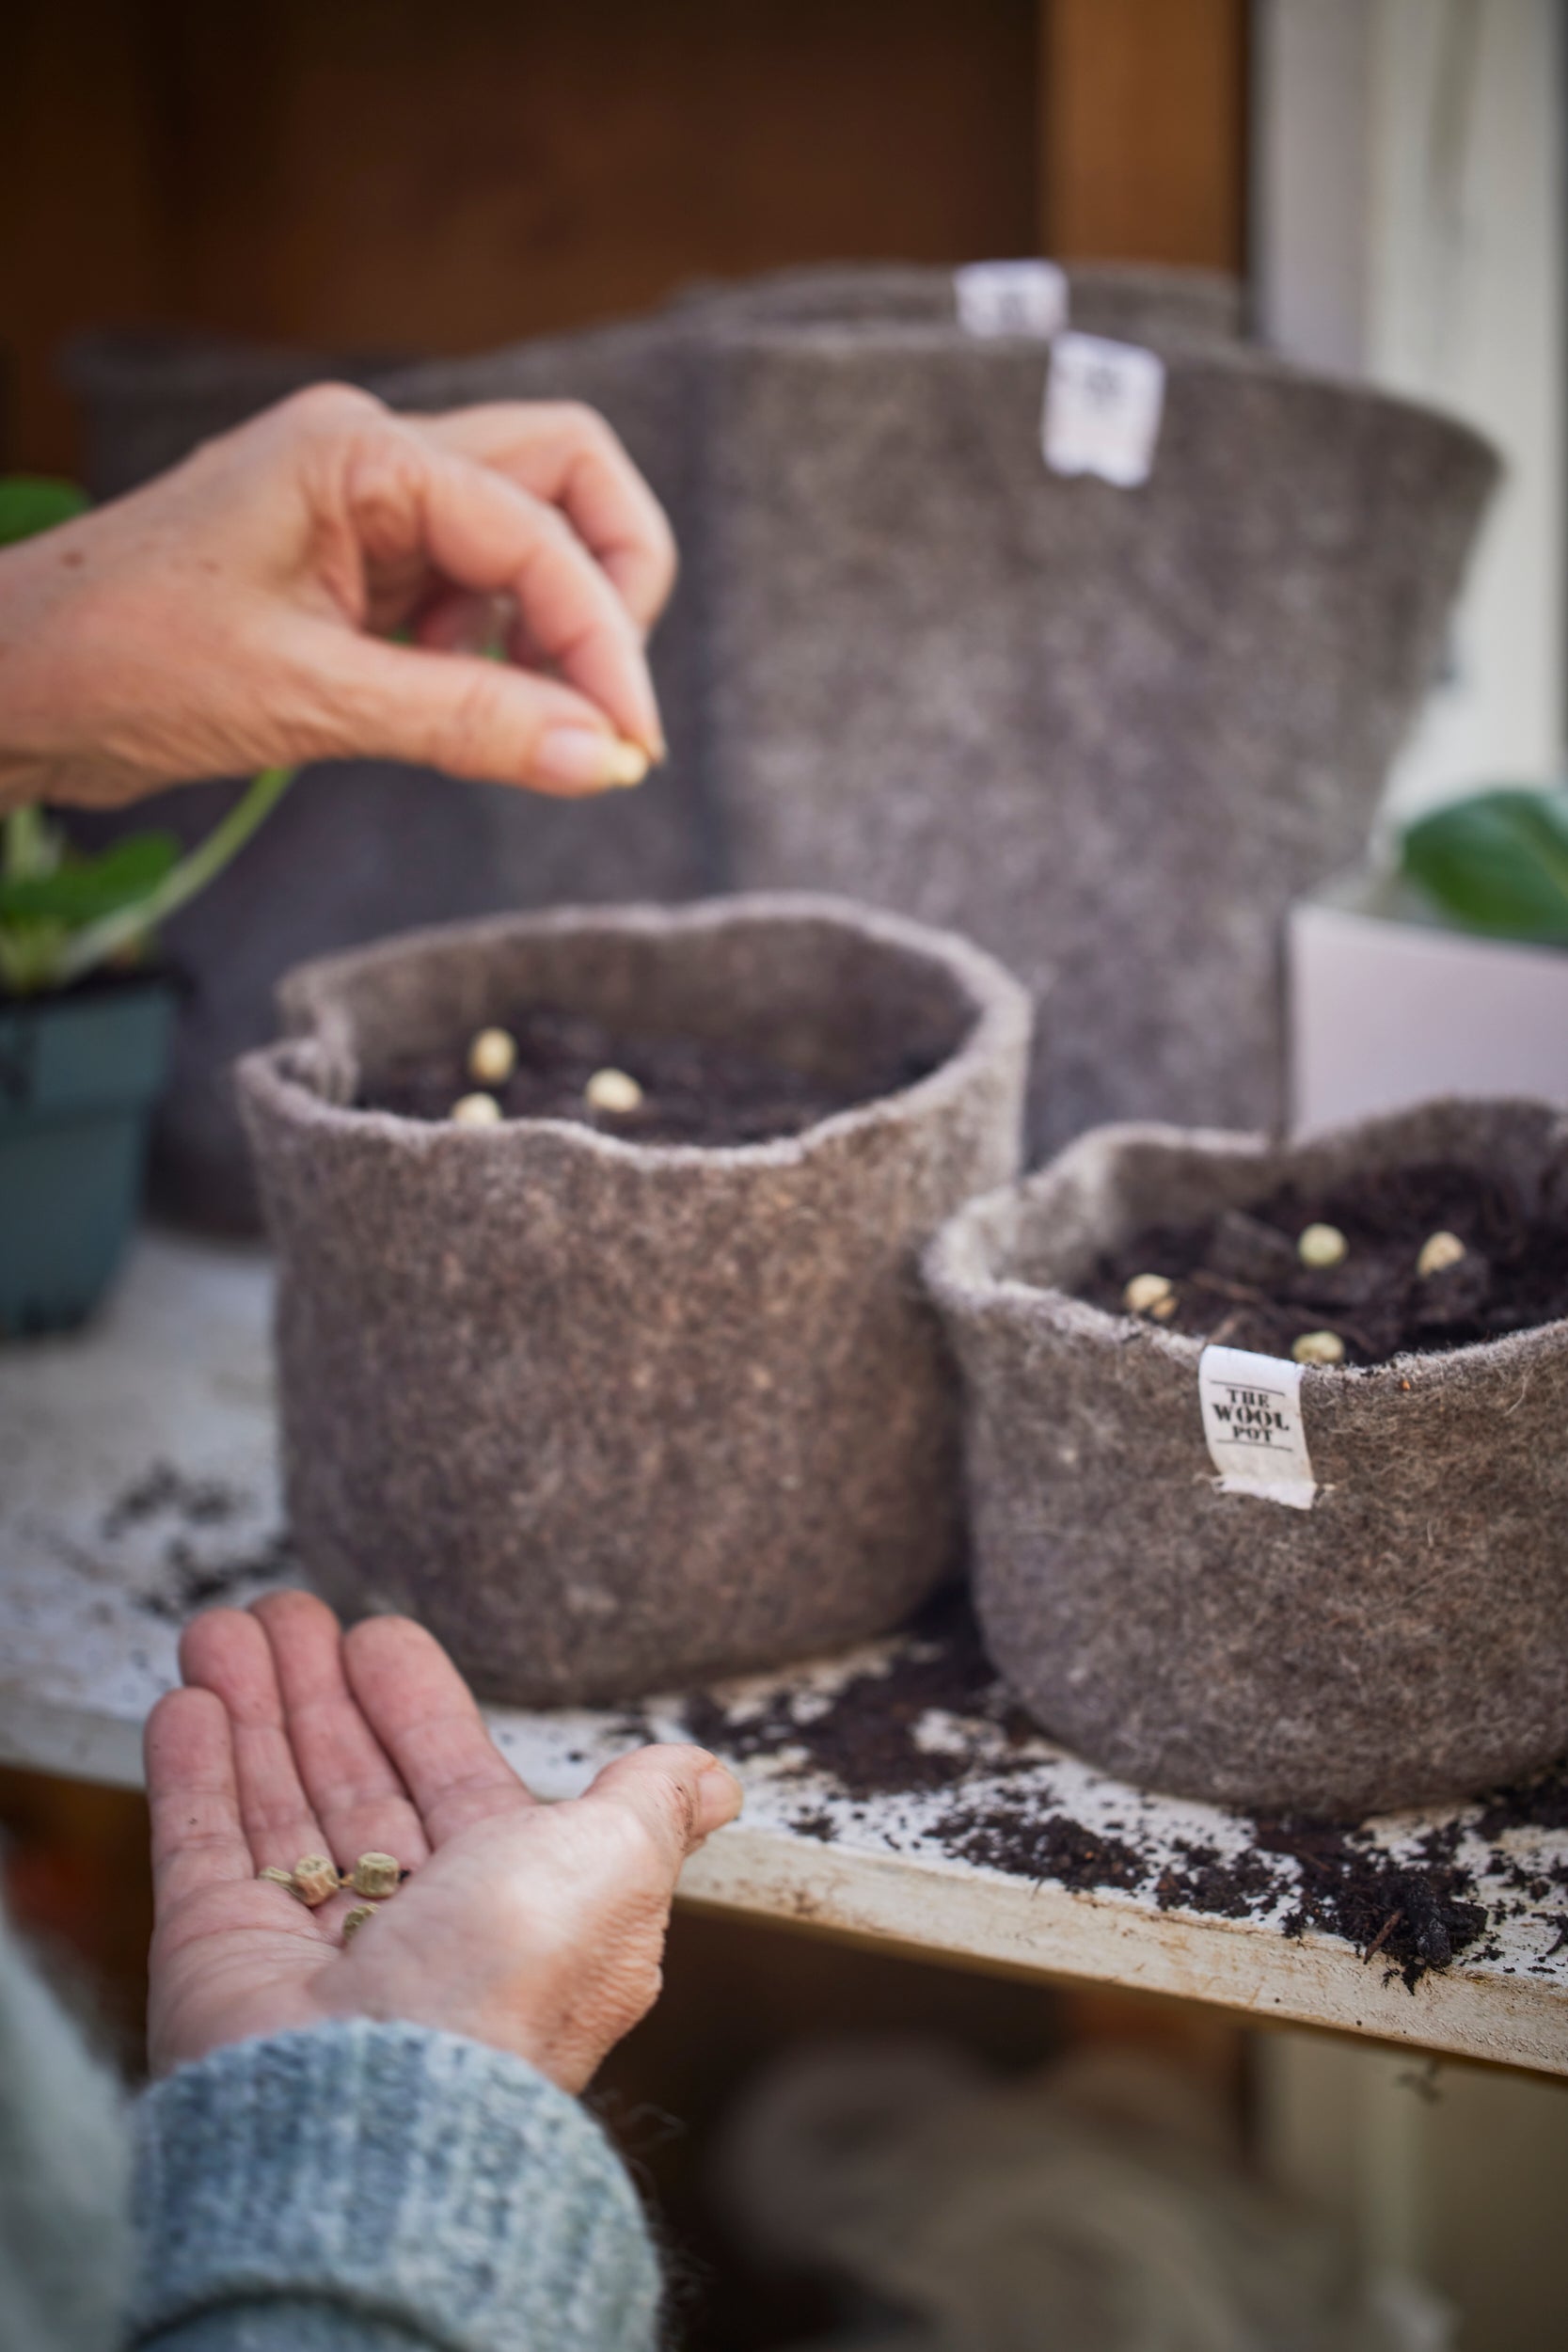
top-left (923, 1095), bottom-right (1568, 1387)
top-left (237, 891), bottom-right (1035, 1178)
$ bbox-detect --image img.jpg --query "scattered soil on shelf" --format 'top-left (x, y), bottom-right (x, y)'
top-left (101, 1458), bottom-right (296, 1619)
top-left (682, 1592), bottom-right (1012, 1802)
top-left (1080, 1160), bottom-right (1568, 1366)
top-left (679, 1593), bottom-right (1563, 1988)
top-left (366, 1007), bottom-right (937, 1148)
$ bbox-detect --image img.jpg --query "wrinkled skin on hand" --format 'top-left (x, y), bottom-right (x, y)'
top-left (147, 1592), bottom-right (740, 2091)
top-left (0, 386), bottom-right (676, 812)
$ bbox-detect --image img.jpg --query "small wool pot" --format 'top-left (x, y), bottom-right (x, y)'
top-left (238, 895), bottom-right (1030, 1704)
top-left (925, 1100), bottom-right (1568, 1817)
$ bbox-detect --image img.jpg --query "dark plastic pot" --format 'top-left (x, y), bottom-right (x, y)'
top-left (0, 978), bottom-right (174, 1337)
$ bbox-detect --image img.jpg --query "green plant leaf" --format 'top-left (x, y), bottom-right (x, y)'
top-left (0, 475), bottom-right (89, 547)
top-left (1401, 787), bottom-right (1568, 947)
top-left (0, 831), bottom-right (181, 925)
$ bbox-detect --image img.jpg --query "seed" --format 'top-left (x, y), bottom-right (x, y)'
top-left (584, 1067), bottom-right (644, 1115)
top-left (341, 1904), bottom-right (377, 1943)
top-left (450, 1091), bottom-right (503, 1127)
top-left (1297, 1222), bottom-right (1348, 1269)
top-left (1417, 1229), bottom-right (1466, 1279)
top-left (1123, 1272), bottom-right (1176, 1319)
top-left (350, 1851), bottom-right (401, 1899)
top-left (467, 1026), bottom-right (516, 1086)
top-left (293, 1853), bottom-right (341, 1907)
top-left (258, 1865), bottom-right (303, 1899)
top-left (1292, 1329), bottom-right (1345, 1366)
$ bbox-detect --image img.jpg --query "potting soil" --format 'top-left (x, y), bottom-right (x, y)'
top-left (367, 1006), bottom-right (940, 1147)
top-left (1082, 1159), bottom-right (1568, 1365)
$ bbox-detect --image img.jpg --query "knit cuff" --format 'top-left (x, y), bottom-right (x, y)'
top-left (130, 2023), bottom-right (659, 2352)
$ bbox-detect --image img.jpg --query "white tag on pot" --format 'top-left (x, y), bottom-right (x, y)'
top-left (955, 259), bottom-right (1069, 341)
top-left (1198, 1344), bottom-right (1317, 1511)
top-left (1043, 331), bottom-right (1165, 486)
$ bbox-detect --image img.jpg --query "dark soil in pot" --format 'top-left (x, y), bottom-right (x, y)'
top-left (365, 1004), bottom-right (936, 1143)
top-left (1082, 1161), bottom-right (1568, 1364)
top-left (924, 1099), bottom-right (1568, 1818)
top-left (238, 894), bottom-right (1030, 1706)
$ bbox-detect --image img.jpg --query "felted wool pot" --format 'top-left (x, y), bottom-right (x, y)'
top-left (925, 1099), bottom-right (1568, 1818)
top-left (701, 329), bottom-right (1498, 1155)
top-left (238, 894), bottom-right (1031, 1704)
top-left (673, 259), bottom-right (1244, 342)
top-left (73, 316), bottom-right (715, 1234)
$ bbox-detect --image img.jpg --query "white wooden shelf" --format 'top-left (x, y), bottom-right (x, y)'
top-left (3, 1232), bottom-right (1565, 2076)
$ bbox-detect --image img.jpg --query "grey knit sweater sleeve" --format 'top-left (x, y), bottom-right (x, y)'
top-left (129, 2022), bottom-right (660, 2352)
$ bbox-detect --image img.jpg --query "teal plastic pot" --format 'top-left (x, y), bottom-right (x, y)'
top-left (0, 978), bottom-right (175, 1336)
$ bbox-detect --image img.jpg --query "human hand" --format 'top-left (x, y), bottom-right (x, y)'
top-left (145, 1591), bottom-right (740, 2090)
top-left (0, 387), bottom-right (676, 813)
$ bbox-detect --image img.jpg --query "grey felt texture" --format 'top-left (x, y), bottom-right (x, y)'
top-left (673, 259), bottom-right (1245, 343)
top-left (238, 895), bottom-right (1030, 1704)
top-left (702, 329), bottom-right (1498, 1154)
top-left (925, 1098), bottom-right (1568, 1818)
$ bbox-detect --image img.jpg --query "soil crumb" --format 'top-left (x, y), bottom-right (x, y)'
top-left (1081, 1160), bottom-right (1568, 1366)
top-left (366, 1007), bottom-right (937, 1148)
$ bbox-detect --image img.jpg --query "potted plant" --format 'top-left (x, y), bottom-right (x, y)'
top-left (1289, 786), bottom-right (1568, 1133)
top-left (236, 894), bottom-right (1030, 1705)
top-left (0, 478), bottom-right (293, 1335)
top-left (925, 1095), bottom-right (1568, 1817)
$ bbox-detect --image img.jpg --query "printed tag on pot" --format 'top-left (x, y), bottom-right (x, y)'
top-left (955, 259), bottom-right (1069, 341)
top-left (1043, 332), bottom-right (1165, 487)
top-left (1198, 1344), bottom-right (1317, 1511)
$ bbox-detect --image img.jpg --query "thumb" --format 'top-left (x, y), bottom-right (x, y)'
top-left (576, 1744), bottom-right (743, 1882)
top-left (294, 626), bottom-right (652, 797)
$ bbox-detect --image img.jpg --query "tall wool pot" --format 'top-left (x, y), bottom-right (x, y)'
top-left (238, 894), bottom-right (1030, 1704)
top-left (925, 1098), bottom-right (1568, 1818)
top-left (700, 329), bottom-right (1498, 1154)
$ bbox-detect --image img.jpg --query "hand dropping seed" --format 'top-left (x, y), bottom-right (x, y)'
top-left (584, 1067), bottom-right (643, 1115)
top-left (467, 1027), bottom-right (516, 1087)
top-left (1297, 1222), bottom-right (1348, 1269)
top-left (1292, 1329), bottom-right (1345, 1366)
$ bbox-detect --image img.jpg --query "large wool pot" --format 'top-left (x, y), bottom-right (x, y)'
top-left (703, 333), bottom-right (1498, 1154)
top-left (925, 1099), bottom-right (1568, 1817)
top-left (239, 895), bottom-right (1030, 1703)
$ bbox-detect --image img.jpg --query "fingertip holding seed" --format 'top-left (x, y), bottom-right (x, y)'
top-left (341, 1904), bottom-right (377, 1944)
top-left (1297, 1222), bottom-right (1348, 1269)
top-left (1123, 1272), bottom-right (1177, 1320)
top-left (451, 1091), bottom-right (504, 1127)
top-left (1292, 1328), bottom-right (1346, 1366)
top-left (467, 1026), bottom-right (516, 1086)
top-left (1417, 1229), bottom-right (1466, 1279)
top-left (584, 1067), bottom-right (644, 1115)
top-left (293, 1854), bottom-right (340, 1908)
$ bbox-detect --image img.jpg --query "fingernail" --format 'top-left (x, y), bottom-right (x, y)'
top-left (696, 1759), bottom-right (743, 1833)
top-left (535, 728), bottom-right (649, 791)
